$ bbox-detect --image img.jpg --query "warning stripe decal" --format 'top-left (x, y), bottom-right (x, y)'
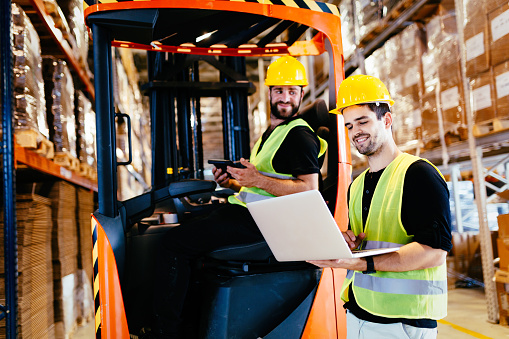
top-left (92, 218), bottom-right (101, 339)
top-left (83, 0), bottom-right (339, 17)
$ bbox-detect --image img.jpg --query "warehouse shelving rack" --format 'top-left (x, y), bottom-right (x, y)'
top-left (1, 1), bottom-right (97, 337)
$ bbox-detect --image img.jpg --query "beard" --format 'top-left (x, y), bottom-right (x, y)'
top-left (354, 133), bottom-right (383, 156)
top-left (270, 99), bottom-right (301, 120)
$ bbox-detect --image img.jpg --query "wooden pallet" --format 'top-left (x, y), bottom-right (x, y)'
top-left (473, 118), bottom-right (509, 137)
top-left (78, 163), bottom-right (97, 180)
top-left (14, 129), bottom-right (55, 159)
top-left (54, 152), bottom-right (80, 172)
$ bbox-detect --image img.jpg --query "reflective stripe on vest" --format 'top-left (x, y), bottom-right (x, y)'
top-left (341, 153), bottom-right (448, 320)
top-left (229, 118), bottom-right (327, 207)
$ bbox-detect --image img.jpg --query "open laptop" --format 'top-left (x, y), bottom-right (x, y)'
top-left (246, 190), bottom-right (400, 262)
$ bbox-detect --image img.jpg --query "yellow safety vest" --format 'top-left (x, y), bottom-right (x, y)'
top-left (229, 118), bottom-right (327, 207)
top-left (340, 153), bottom-right (448, 320)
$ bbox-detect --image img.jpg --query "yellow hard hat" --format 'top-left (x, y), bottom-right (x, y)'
top-left (265, 56), bottom-right (308, 87)
top-left (330, 74), bottom-right (394, 114)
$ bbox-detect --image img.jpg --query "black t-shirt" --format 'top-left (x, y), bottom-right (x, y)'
top-left (257, 117), bottom-right (321, 177)
top-left (344, 159), bottom-right (452, 328)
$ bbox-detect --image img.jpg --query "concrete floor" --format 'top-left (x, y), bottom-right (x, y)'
top-left (72, 287), bottom-right (509, 338)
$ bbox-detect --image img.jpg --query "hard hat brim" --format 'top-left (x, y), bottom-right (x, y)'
top-left (329, 100), bottom-right (395, 114)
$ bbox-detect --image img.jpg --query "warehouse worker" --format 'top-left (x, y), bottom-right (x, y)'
top-left (309, 75), bottom-right (452, 339)
top-left (149, 56), bottom-right (327, 339)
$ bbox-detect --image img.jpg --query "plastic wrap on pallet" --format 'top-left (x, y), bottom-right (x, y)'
top-left (426, 6), bottom-right (457, 51)
top-left (384, 34), bottom-right (403, 99)
top-left (75, 91), bottom-right (96, 167)
top-left (463, 2), bottom-right (490, 77)
top-left (392, 94), bottom-right (422, 147)
top-left (42, 0), bottom-right (74, 49)
top-left (57, 0), bottom-right (89, 68)
top-left (470, 71), bottom-right (496, 125)
top-left (489, 3), bottom-right (509, 68)
top-left (11, 3), bottom-right (48, 138)
top-left (43, 57), bottom-right (77, 157)
top-left (339, 0), bottom-right (356, 61)
top-left (494, 60), bottom-right (509, 119)
top-left (436, 35), bottom-right (467, 140)
top-left (420, 91), bottom-right (441, 149)
top-left (399, 23), bottom-right (426, 100)
top-left (356, 0), bottom-right (383, 42)
top-left (364, 46), bottom-right (385, 80)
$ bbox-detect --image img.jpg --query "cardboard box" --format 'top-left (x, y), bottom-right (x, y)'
top-left (495, 270), bottom-right (509, 325)
top-left (439, 62), bottom-right (467, 138)
top-left (464, 11), bottom-right (490, 77)
top-left (498, 238), bottom-right (509, 271)
top-left (493, 61), bottom-right (509, 118)
top-left (470, 70), bottom-right (496, 123)
top-left (489, 3), bottom-right (509, 67)
top-left (498, 214), bottom-right (509, 238)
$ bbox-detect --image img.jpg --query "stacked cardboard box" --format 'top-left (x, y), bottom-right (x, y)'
top-left (489, 4), bottom-right (509, 120)
top-left (391, 24), bottom-right (425, 147)
top-left (0, 194), bottom-right (55, 339)
top-left (49, 181), bottom-right (78, 338)
top-left (496, 214), bottom-right (509, 324)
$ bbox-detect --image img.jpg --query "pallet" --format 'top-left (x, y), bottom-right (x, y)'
top-left (14, 129), bottom-right (55, 159)
top-left (54, 152), bottom-right (80, 172)
top-left (473, 117), bottom-right (509, 137)
top-left (79, 163), bottom-right (97, 180)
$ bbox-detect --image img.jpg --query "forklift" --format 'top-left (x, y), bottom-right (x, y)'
top-left (84, 0), bottom-right (351, 337)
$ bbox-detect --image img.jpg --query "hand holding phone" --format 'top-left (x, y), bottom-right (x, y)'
top-left (208, 159), bottom-right (246, 172)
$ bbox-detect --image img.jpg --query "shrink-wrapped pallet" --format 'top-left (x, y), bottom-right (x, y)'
top-left (339, 0), bottom-right (356, 61)
top-left (470, 71), bottom-right (496, 128)
top-left (464, 2), bottom-right (490, 77)
top-left (489, 3), bottom-right (509, 67)
top-left (57, 0), bottom-right (89, 68)
top-left (364, 46), bottom-right (385, 81)
top-left (426, 6), bottom-right (457, 51)
top-left (43, 57), bottom-right (76, 157)
top-left (11, 4), bottom-right (48, 138)
top-left (75, 91), bottom-right (97, 168)
top-left (356, 0), bottom-right (383, 42)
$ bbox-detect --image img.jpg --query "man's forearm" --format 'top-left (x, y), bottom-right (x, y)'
top-left (254, 173), bottom-right (318, 197)
top-left (373, 242), bottom-right (447, 272)
top-left (308, 242), bottom-right (447, 272)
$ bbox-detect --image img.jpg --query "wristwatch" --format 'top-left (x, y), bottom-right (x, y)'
top-left (362, 256), bottom-right (376, 274)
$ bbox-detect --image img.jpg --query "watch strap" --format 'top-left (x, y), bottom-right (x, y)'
top-left (362, 256), bottom-right (376, 274)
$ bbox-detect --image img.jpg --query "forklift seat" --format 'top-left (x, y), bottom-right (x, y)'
top-left (203, 99), bottom-right (330, 264)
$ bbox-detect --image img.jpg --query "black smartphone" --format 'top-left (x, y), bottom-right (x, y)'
top-left (208, 159), bottom-right (246, 172)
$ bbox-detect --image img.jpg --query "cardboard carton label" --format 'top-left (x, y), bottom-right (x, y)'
top-left (412, 108), bottom-right (422, 128)
top-left (473, 84), bottom-right (492, 111)
top-left (441, 86), bottom-right (460, 111)
top-left (496, 71), bottom-right (509, 98)
top-left (466, 32), bottom-right (485, 61)
top-left (404, 66), bottom-right (419, 88)
top-left (492, 9), bottom-right (509, 42)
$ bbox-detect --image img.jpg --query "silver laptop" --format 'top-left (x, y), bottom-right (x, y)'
top-left (246, 190), bottom-right (400, 262)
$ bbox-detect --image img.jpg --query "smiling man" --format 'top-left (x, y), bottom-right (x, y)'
top-left (309, 75), bottom-right (452, 339)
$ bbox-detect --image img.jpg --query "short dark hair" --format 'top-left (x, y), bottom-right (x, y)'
top-left (358, 102), bottom-right (391, 120)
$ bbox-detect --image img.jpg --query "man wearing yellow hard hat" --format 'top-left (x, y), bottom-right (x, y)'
top-left (310, 75), bottom-right (452, 339)
top-left (150, 56), bottom-right (327, 338)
